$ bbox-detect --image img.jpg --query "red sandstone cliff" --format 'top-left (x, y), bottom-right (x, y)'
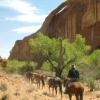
top-left (9, 0), bottom-right (100, 61)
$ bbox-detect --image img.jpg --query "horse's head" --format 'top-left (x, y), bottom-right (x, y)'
top-left (63, 76), bottom-right (71, 87)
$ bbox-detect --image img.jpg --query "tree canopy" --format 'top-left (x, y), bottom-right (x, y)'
top-left (29, 32), bottom-right (91, 77)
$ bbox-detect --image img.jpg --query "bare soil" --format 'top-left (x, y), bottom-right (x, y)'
top-left (0, 72), bottom-right (100, 100)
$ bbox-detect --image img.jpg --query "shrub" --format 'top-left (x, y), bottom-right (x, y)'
top-left (1, 94), bottom-right (9, 100)
top-left (6, 60), bottom-right (37, 74)
top-left (0, 83), bottom-right (7, 92)
top-left (5, 60), bottom-right (26, 73)
top-left (87, 79), bottom-right (95, 91)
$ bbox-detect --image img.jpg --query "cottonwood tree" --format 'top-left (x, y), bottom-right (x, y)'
top-left (29, 32), bottom-right (90, 77)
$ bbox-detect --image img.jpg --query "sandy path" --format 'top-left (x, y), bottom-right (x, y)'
top-left (0, 73), bottom-right (100, 100)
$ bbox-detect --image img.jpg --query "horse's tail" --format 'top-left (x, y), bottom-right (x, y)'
top-left (59, 84), bottom-right (62, 99)
top-left (80, 93), bottom-right (83, 100)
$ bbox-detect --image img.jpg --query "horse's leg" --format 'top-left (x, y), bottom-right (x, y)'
top-left (68, 93), bottom-right (72, 100)
top-left (49, 85), bottom-right (50, 93)
top-left (38, 82), bottom-right (40, 88)
top-left (42, 79), bottom-right (45, 89)
top-left (36, 81), bottom-right (38, 88)
top-left (59, 85), bottom-right (62, 99)
top-left (52, 87), bottom-right (54, 95)
top-left (80, 93), bottom-right (83, 100)
top-left (39, 81), bottom-right (40, 88)
top-left (55, 87), bottom-right (57, 95)
top-left (75, 94), bottom-right (79, 100)
top-left (31, 77), bottom-right (34, 83)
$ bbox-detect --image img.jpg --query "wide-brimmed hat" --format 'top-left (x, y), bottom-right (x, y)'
top-left (71, 64), bottom-right (76, 68)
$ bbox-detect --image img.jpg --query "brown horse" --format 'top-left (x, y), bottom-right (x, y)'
top-left (47, 76), bottom-right (62, 98)
top-left (25, 71), bottom-right (33, 83)
top-left (32, 73), bottom-right (45, 88)
top-left (63, 77), bottom-right (84, 100)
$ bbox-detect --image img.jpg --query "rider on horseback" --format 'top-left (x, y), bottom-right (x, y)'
top-left (68, 64), bottom-right (80, 82)
top-left (64, 64), bottom-right (80, 94)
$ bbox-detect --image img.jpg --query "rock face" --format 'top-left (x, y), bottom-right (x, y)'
top-left (9, 0), bottom-right (100, 60)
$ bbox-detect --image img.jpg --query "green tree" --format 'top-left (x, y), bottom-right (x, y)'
top-left (29, 32), bottom-right (90, 77)
top-left (89, 50), bottom-right (100, 66)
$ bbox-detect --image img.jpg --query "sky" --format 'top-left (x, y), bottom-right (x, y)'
top-left (0, 0), bottom-right (64, 59)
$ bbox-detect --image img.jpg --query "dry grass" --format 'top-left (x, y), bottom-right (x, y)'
top-left (0, 94), bottom-right (9, 100)
top-left (0, 83), bottom-right (7, 92)
top-left (0, 72), bottom-right (100, 100)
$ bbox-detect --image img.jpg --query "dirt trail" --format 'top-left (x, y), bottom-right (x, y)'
top-left (0, 73), bottom-right (100, 100)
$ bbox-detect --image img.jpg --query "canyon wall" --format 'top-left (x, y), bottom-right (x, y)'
top-left (9, 0), bottom-right (100, 60)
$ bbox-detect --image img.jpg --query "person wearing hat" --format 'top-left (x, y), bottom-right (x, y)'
top-left (68, 64), bottom-right (80, 82)
top-left (64, 64), bottom-right (80, 94)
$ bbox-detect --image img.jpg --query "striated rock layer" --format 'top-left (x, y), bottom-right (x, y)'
top-left (9, 0), bottom-right (100, 61)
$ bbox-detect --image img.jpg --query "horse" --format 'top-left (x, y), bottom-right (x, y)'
top-left (25, 71), bottom-right (33, 83)
top-left (63, 77), bottom-right (84, 100)
top-left (47, 76), bottom-right (62, 99)
top-left (32, 73), bottom-right (45, 88)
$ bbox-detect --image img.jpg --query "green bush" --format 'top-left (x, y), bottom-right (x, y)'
top-left (6, 60), bottom-right (37, 74)
top-left (88, 50), bottom-right (100, 66)
top-left (41, 61), bottom-right (51, 71)
top-left (19, 62), bottom-right (37, 74)
top-left (6, 60), bottom-right (26, 73)
top-left (86, 79), bottom-right (95, 91)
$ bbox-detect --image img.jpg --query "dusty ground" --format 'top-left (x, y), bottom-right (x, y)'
top-left (0, 72), bottom-right (100, 100)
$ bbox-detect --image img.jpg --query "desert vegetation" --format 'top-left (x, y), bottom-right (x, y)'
top-left (0, 32), bottom-right (100, 100)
